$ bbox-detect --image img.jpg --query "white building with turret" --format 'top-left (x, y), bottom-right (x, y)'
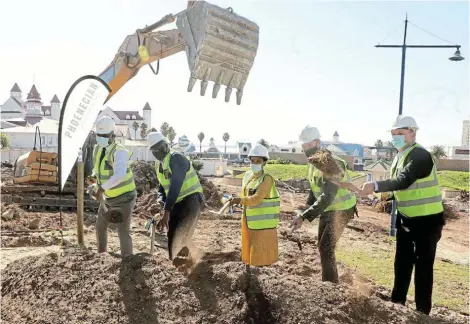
top-left (0, 83), bottom-right (61, 127)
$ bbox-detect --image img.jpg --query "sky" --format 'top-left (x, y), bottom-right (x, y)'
top-left (0, 0), bottom-right (468, 148)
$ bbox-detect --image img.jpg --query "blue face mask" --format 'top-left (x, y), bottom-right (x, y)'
top-left (251, 163), bottom-right (263, 173)
top-left (96, 136), bottom-right (110, 148)
top-left (391, 135), bottom-right (406, 149)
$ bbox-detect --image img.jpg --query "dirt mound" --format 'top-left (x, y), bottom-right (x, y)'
top-left (1, 203), bottom-right (76, 231)
top-left (199, 176), bottom-right (223, 209)
top-left (1, 252), bottom-right (460, 324)
top-left (308, 149), bottom-right (344, 178)
top-left (134, 192), bottom-right (162, 219)
top-left (1, 235), bottom-right (62, 248)
top-left (131, 161), bottom-right (158, 195)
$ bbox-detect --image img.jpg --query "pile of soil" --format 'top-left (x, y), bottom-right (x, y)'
top-left (134, 192), bottom-right (162, 219)
top-left (131, 161), bottom-right (158, 196)
top-left (1, 252), bottom-right (461, 324)
top-left (1, 235), bottom-right (62, 248)
top-left (308, 149), bottom-right (344, 179)
top-left (199, 176), bottom-right (223, 209)
top-left (0, 203), bottom-right (76, 231)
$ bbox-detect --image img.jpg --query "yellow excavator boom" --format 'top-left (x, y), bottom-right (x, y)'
top-left (98, 1), bottom-right (260, 105)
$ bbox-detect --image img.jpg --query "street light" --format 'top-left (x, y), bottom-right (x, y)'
top-left (450, 48), bottom-right (465, 61)
top-left (374, 14), bottom-right (465, 236)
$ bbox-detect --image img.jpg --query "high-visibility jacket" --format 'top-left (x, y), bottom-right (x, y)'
top-left (391, 143), bottom-right (443, 217)
top-left (92, 142), bottom-right (136, 198)
top-left (241, 171), bottom-right (280, 230)
top-left (155, 151), bottom-right (203, 203)
top-left (308, 155), bottom-right (357, 212)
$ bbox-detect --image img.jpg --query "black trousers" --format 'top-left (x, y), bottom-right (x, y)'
top-left (391, 224), bottom-right (443, 315)
top-left (318, 207), bottom-right (355, 283)
top-left (167, 193), bottom-right (204, 260)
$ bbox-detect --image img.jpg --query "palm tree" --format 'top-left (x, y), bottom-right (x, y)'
top-left (430, 145), bottom-right (447, 161)
top-left (198, 132), bottom-right (205, 153)
top-left (132, 121), bottom-right (139, 139)
top-left (140, 123), bottom-right (148, 139)
top-left (160, 122), bottom-right (169, 137)
top-left (384, 141), bottom-right (396, 159)
top-left (374, 139), bottom-right (383, 148)
top-left (258, 139), bottom-right (269, 148)
top-left (222, 132), bottom-right (230, 154)
top-left (167, 126), bottom-right (176, 145)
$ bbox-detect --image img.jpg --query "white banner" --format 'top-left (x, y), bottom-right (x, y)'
top-left (59, 76), bottom-right (111, 191)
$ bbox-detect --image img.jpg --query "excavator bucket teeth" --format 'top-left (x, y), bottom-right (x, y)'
top-left (176, 1), bottom-right (259, 105)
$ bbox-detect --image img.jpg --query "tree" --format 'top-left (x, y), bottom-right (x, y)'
top-left (167, 126), bottom-right (176, 145)
top-left (140, 123), bottom-right (148, 140)
top-left (0, 132), bottom-right (10, 149)
top-left (258, 139), bottom-right (269, 148)
top-left (374, 139), bottom-right (383, 148)
top-left (384, 141), bottom-right (396, 158)
top-left (160, 122), bottom-right (169, 137)
top-left (430, 145), bottom-right (447, 161)
top-left (198, 132), bottom-right (205, 153)
top-left (222, 132), bottom-right (230, 154)
top-left (132, 121), bottom-right (139, 139)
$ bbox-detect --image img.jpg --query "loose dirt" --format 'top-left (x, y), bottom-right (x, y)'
top-left (1, 177), bottom-right (468, 324)
top-left (308, 149), bottom-right (344, 178)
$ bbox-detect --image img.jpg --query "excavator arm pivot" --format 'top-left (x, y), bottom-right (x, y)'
top-left (98, 1), bottom-right (259, 105)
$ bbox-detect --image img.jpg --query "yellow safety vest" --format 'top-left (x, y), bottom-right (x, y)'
top-left (391, 143), bottom-right (443, 217)
top-left (155, 150), bottom-right (203, 203)
top-left (308, 155), bottom-right (357, 212)
top-left (241, 171), bottom-right (281, 230)
top-left (92, 142), bottom-right (136, 198)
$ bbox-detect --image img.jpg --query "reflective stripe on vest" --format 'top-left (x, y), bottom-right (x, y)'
top-left (241, 171), bottom-right (280, 230)
top-left (92, 142), bottom-right (136, 198)
top-left (155, 151), bottom-right (203, 203)
top-left (390, 143), bottom-right (443, 217)
top-left (308, 155), bottom-right (357, 212)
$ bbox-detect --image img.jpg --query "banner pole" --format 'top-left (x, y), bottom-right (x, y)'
top-left (77, 148), bottom-right (85, 246)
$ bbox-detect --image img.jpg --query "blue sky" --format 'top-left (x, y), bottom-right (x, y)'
top-left (0, 0), bottom-right (468, 147)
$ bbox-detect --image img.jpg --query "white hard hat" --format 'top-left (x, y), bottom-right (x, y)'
top-left (299, 125), bottom-right (321, 143)
top-left (96, 116), bottom-right (116, 134)
top-left (249, 144), bottom-right (269, 159)
top-left (147, 131), bottom-right (168, 147)
top-left (390, 115), bottom-right (419, 131)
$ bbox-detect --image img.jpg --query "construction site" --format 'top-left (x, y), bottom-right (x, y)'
top-left (1, 0), bottom-right (469, 323)
top-left (1, 159), bottom-right (469, 324)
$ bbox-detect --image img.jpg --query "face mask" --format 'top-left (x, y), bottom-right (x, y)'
top-left (96, 136), bottom-right (110, 148)
top-left (251, 163), bottom-right (263, 173)
top-left (392, 135), bottom-right (407, 149)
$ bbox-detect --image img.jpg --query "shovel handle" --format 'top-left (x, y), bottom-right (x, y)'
top-left (150, 220), bottom-right (156, 254)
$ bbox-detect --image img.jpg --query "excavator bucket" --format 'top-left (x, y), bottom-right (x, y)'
top-left (176, 1), bottom-right (259, 105)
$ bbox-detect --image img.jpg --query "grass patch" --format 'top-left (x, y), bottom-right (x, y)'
top-left (231, 164), bottom-right (361, 180)
top-left (437, 171), bottom-right (469, 191)
top-left (336, 248), bottom-right (469, 313)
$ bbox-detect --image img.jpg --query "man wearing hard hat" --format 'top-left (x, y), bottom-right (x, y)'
top-left (147, 131), bottom-right (205, 265)
top-left (89, 116), bottom-right (137, 258)
top-left (289, 126), bottom-right (357, 283)
top-left (359, 115), bottom-right (445, 315)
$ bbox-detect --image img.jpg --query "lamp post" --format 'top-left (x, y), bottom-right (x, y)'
top-left (375, 14), bottom-right (465, 236)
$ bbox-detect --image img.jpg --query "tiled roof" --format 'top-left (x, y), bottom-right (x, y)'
top-left (113, 110), bottom-right (144, 121)
top-left (11, 83), bottom-right (21, 92)
top-left (26, 85), bottom-right (41, 101)
top-left (51, 94), bottom-right (60, 103)
top-left (364, 160), bottom-right (391, 171)
top-left (143, 102), bottom-right (152, 111)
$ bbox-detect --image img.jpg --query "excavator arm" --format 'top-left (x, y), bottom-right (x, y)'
top-left (99, 1), bottom-right (260, 105)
